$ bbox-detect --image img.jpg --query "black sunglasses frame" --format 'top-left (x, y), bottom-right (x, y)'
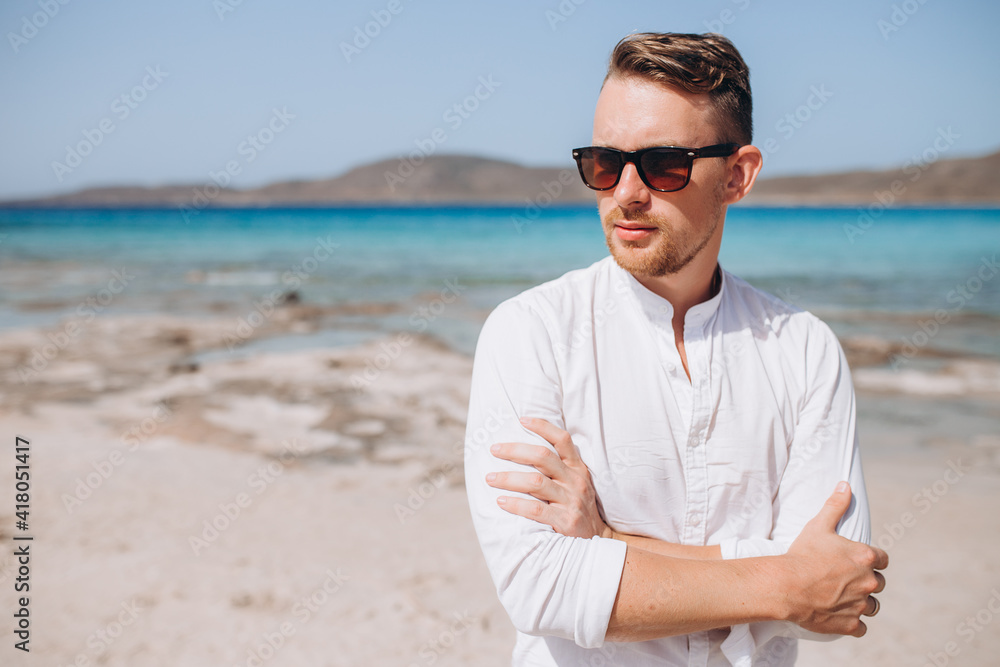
top-left (571, 143), bottom-right (740, 193)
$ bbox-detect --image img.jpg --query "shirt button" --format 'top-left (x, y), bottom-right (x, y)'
top-left (687, 514), bottom-right (701, 527)
top-left (667, 363), bottom-right (676, 373)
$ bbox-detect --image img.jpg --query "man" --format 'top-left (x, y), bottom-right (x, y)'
top-left (464, 32), bottom-right (886, 666)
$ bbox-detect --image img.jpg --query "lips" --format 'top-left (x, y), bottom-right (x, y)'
top-left (614, 224), bottom-right (656, 241)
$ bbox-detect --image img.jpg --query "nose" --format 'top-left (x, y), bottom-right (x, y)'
top-left (613, 161), bottom-right (651, 209)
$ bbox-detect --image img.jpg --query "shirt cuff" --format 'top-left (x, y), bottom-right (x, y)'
top-left (576, 535), bottom-right (629, 648)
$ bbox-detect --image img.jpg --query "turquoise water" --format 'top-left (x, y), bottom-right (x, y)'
top-left (1, 205), bottom-right (998, 356)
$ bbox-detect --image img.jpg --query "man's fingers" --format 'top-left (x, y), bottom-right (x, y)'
top-left (490, 441), bottom-right (567, 479)
top-left (520, 417), bottom-right (582, 466)
top-left (872, 571), bottom-right (886, 594)
top-left (807, 481), bottom-right (853, 533)
top-left (852, 620), bottom-right (868, 638)
top-left (495, 495), bottom-right (557, 529)
top-left (486, 470), bottom-right (568, 504)
top-left (871, 546), bottom-right (889, 571)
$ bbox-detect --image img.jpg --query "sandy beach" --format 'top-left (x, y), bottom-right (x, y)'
top-left (1, 302), bottom-right (999, 666)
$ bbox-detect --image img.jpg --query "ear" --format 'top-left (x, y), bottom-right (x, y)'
top-left (721, 145), bottom-right (764, 205)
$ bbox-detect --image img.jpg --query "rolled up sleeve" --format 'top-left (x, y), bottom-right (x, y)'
top-left (464, 297), bottom-right (627, 648)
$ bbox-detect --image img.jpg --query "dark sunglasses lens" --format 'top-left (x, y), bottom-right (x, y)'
top-left (641, 149), bottom-right (690, 191)
top-left (579, 148), bottom-right (622, 189)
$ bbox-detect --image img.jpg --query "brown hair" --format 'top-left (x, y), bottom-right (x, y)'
top-left (605, 32), bottom-right (752, 145)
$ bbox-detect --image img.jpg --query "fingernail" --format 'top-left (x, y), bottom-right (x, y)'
top-left (486, 473), bottom-right (496, 483)
top-left (490, 443), bottom-right (500, 454)
top-left (519, 416), bottom-right (531, 425)
top-left (497, 497), bottom-right (507, 506)
top-left (836, 481), bottom-right (849, 493)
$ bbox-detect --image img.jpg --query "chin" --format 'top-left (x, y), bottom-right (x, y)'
top-left (607, 241), bottom-right (670, 277)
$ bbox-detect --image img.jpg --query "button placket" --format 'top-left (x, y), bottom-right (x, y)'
top-left (682, 333), bottom-right (710, 545)
top-left (687, 630), bottom-right (711, 667)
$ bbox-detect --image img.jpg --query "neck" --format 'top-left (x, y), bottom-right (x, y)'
top-left (633, 250), bottom-right (721, 329)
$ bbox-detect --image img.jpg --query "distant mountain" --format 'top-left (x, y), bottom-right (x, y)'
top-left (2, 155), bottom-right (593, 208)
top-left (3, 149), bottom-right (998, 208)
top-left (745, 149), bottom-right (1000, 205)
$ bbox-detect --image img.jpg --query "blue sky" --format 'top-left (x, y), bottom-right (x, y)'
top-left (1, 0), bottom-right (998, 200)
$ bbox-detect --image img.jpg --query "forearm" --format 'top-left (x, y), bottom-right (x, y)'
top-left (605, 545), bottom-right (785, 642)
top-left (606, 527), bottom-right (722, 560)
top-left (608, 484), bottom-right (887, 643)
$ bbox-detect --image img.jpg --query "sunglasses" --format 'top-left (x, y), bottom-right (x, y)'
top-left (571, 143), bottom-right (740, 193)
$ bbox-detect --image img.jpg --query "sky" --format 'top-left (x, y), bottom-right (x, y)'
top-left (1, 0), bottom-right (998, 200)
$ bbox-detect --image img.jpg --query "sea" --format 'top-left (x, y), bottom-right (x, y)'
top-left (1, 205), bottom-right (998, 360)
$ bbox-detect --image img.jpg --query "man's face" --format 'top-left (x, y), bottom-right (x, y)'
top-left (592, 76), bottom-right (731, 278)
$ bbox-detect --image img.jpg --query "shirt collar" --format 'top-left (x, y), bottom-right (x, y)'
top-left (610, 258), bottom-right (727, 331)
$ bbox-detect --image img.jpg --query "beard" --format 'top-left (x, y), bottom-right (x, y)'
top-left (602, 203), bottom-right (722, 277)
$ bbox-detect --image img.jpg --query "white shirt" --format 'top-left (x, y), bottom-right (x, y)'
top-left (464, 255), bottom-right (870, 667)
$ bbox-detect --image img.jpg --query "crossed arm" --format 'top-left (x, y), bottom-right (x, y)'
top-left (486, 417), bottom-right (888, 640)
top-left (466, 298), bottom-right (886, 645)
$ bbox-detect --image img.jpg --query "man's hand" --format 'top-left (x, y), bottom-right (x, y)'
top-left (486, 416), bottom-right (611, 538)
top-left (487, 417), bottom-right (722, 559)
top-left (606, 482), bottom-right (888, 642)
top-left (780, 482), bottom-right (888, 637)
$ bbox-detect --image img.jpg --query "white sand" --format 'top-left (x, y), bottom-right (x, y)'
top-left (1, 315), bottom-right (998, 665)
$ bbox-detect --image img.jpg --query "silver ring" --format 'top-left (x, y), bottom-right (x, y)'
top-left (869, 596), bottom-right (880, 617)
